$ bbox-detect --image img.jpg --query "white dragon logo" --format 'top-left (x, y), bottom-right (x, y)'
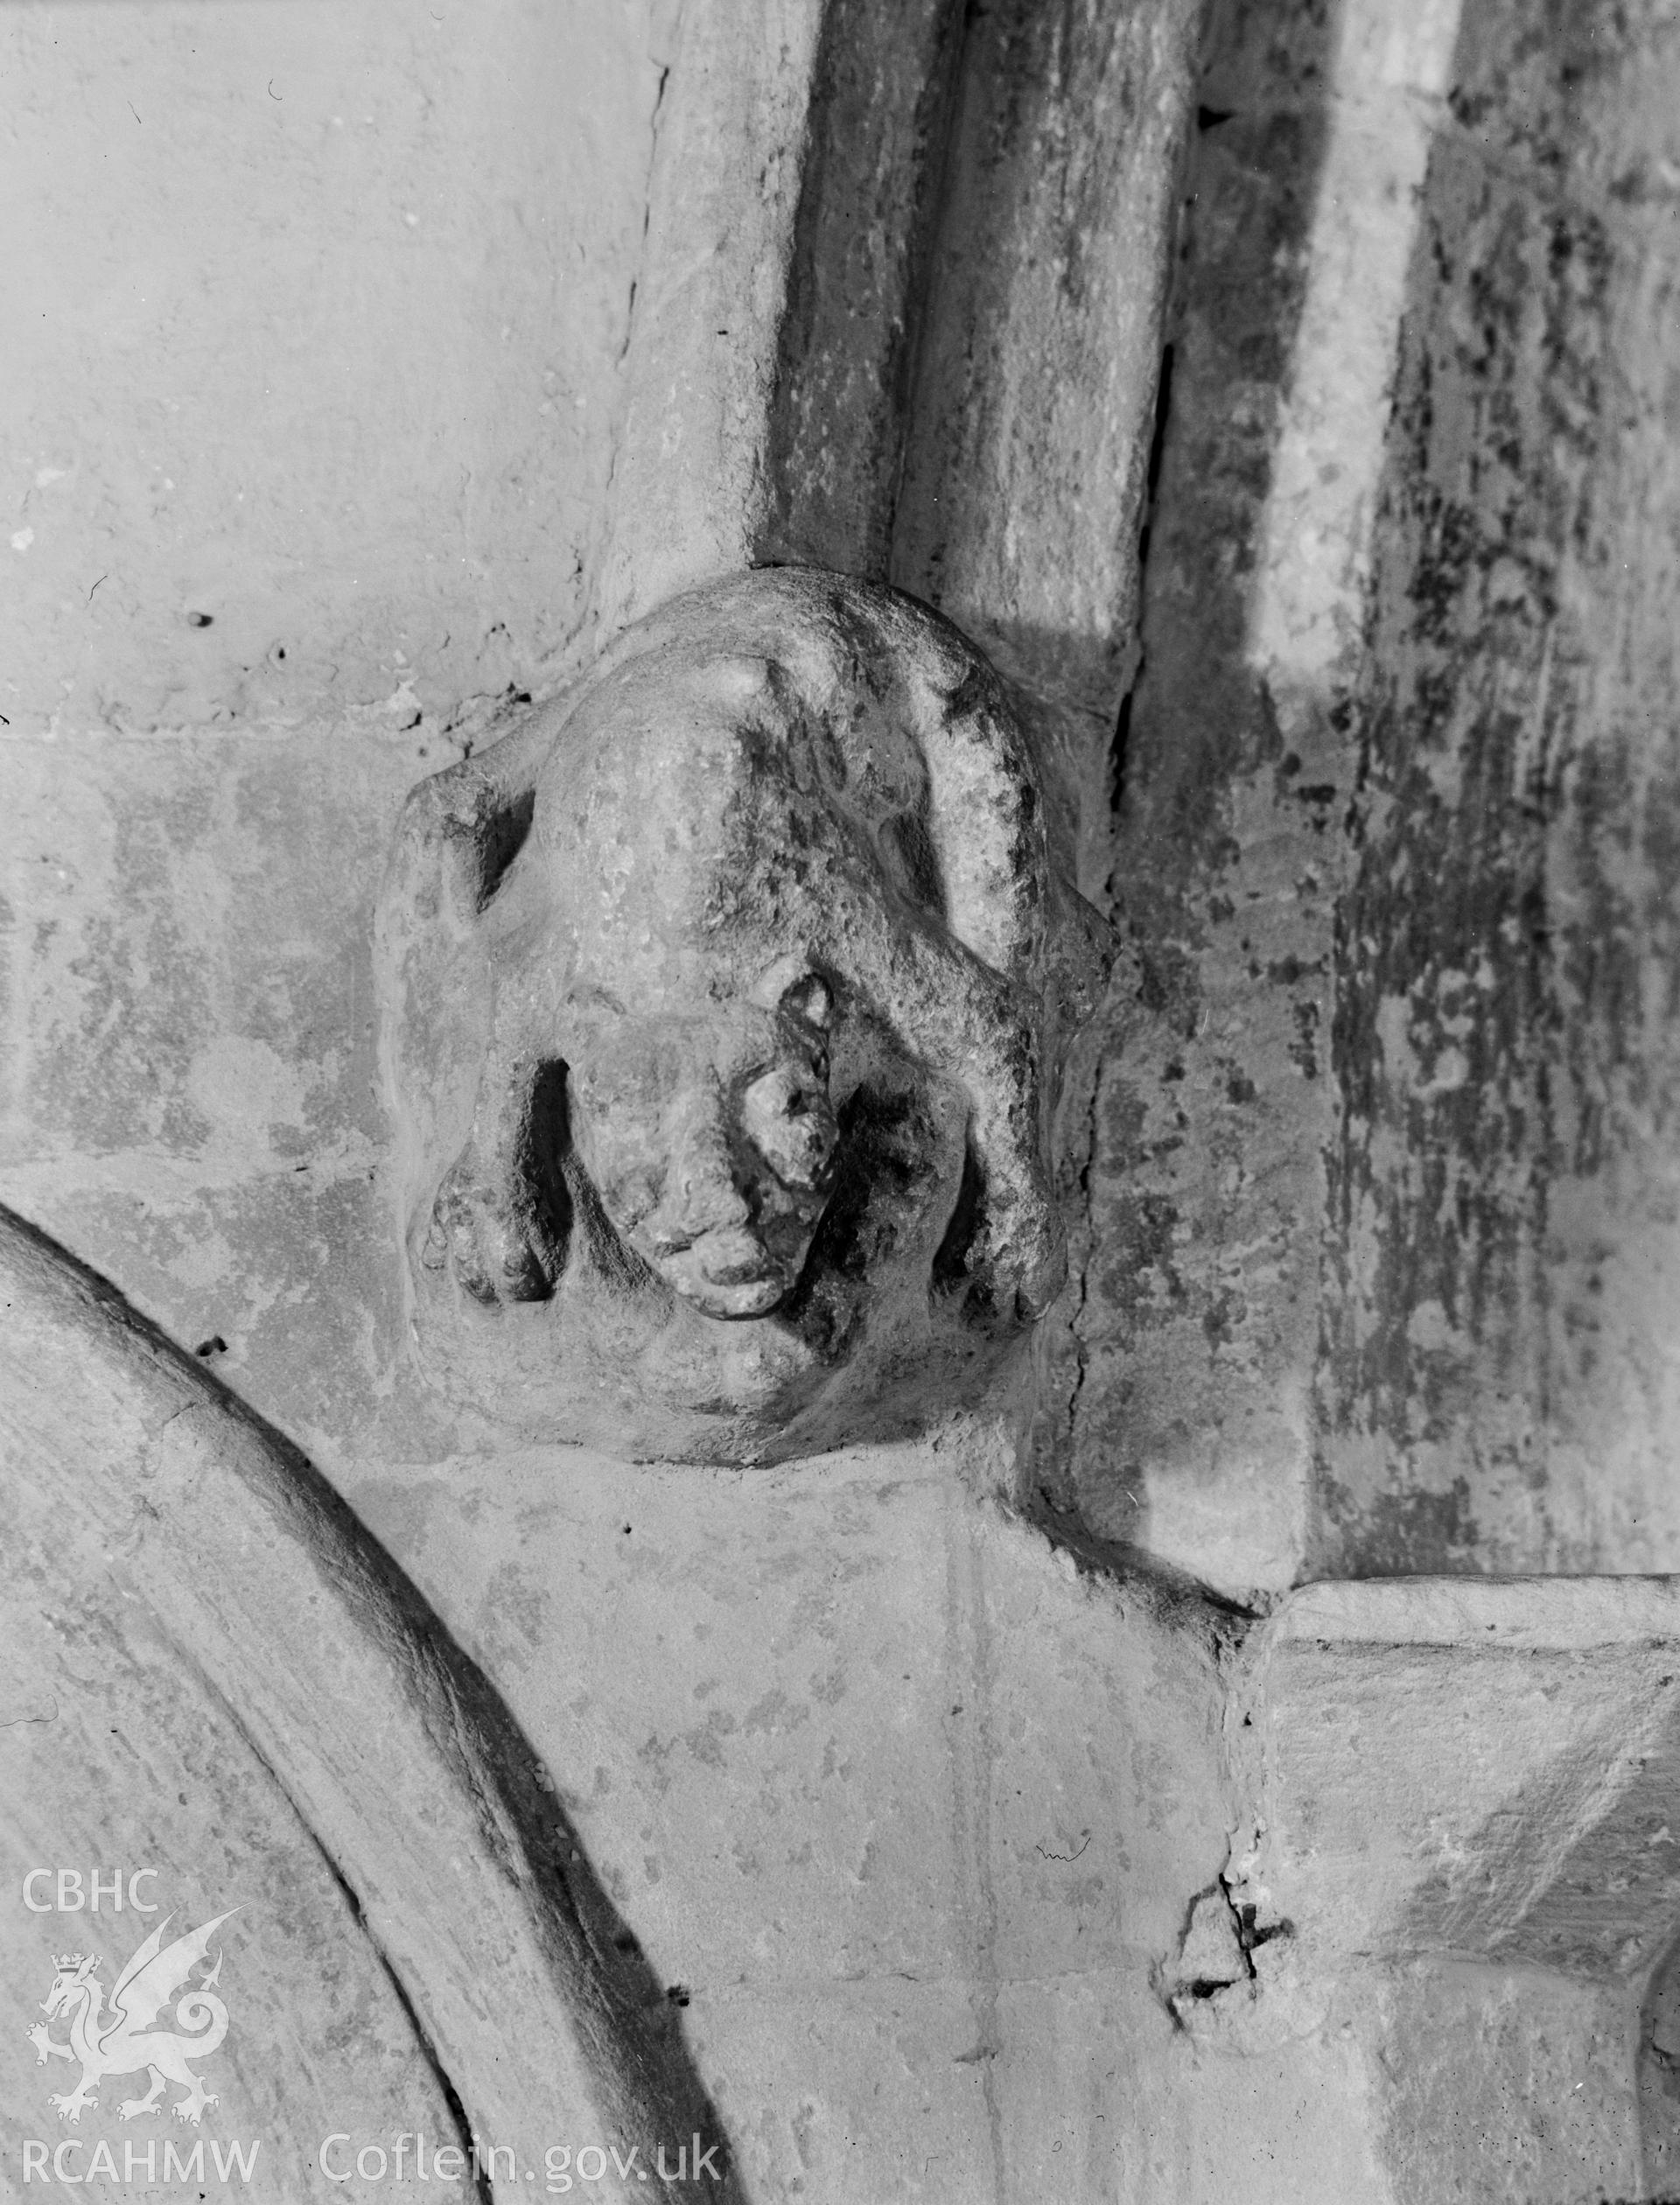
top-left (24, 1912), bottom-right (236, 2126)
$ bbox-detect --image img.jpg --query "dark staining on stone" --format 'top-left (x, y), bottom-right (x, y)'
top-left (1100, 1074), bottom-right (1152, 1167)
top-left (1315, 1472), bottom-right (1483, 1580)
top-left (1313, 66), bottom-right (1652, 1572)
top-left (1201, 1290), bottom-right (1244, 1351)
top-left (780, 1085), bottom-right (937, 1358)
top-left (1289, 1001), bottom-right (1319, 1081)
top-left (1266, 954), bottom-right (1320, 986)
top-left (1032, 0), bottom-right (1361, 1544)
top-left (1096, 1193), bottom-right (1186, 1331)
top-left (1132, 942), bottom-right (1202, 1037)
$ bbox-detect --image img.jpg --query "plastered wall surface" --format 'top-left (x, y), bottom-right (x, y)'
top-left (7, 1), bottom-right (1680, 2199)
top-left (0, 11), bottom-right (1248, 2197)
top-left (3, 0), bottom-right (660, 738)
top-left (0, 0), bottom-right (670, 1469)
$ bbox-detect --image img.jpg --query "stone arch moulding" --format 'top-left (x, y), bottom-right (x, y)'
top-left (0, 1204), bottom-right (749, 2200)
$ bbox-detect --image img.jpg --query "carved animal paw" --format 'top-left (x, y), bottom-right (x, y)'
top-left (172, 2090), bottom-right (216, 2125)
top-left (49, 2090), bottom-right (93, 2123)
top-left (25, 2023), bottom-right (52, 2063)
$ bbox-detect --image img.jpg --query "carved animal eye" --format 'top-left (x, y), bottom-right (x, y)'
top-left (782, 973), bottom-right (831, 1030)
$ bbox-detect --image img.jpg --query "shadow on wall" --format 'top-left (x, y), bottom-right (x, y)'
top-left (1317, 0), bottom-right (1680, 1577)
top-left (1032, 0), bottom-right (1346, 1582)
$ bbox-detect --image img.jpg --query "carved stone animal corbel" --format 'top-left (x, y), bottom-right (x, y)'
top-left (378, 567), bottom-right (1105, 1462)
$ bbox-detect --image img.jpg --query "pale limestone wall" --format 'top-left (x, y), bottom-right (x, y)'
top-left (0, 12), bottom-right (1250, 2201)
top-left (6, 2), bottom-right (1680, 2200)
top-left (0, 2), bottom-right (661, 1477)
top-left (4, 0), bottom-right (660, 736)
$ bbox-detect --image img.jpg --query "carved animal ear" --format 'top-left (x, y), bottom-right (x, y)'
top-left (783, 973), bottom-right (831, 1030)
top-left (384, 701), bottom-right (562, 937)
top-left (909, 662), bottom-right (1046, 987)
top-left (748, 954), bottom-right (832, 1031)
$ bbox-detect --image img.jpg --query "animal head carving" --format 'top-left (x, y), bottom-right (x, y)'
top-left (377, 568), bottom-right (1104, 1463)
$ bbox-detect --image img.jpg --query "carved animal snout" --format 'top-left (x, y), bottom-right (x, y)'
top-left (427, 1004), bottom-right (843, 1326)
top-left (385, 568), bottom-right (1090, 1458)
top-left (626, 1061), bottom-right (838, 1321)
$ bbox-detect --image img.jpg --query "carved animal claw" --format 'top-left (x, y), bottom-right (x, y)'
top-left (49, 2090), bottom-right (93, 2123)
top-left (430, 1152), bottom-right (552, 1305)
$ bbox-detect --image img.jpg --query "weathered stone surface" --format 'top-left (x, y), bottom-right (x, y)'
top-left (3, 1563), bottom-right (463, 2188)
top-left (1377, 1959), bottom-right (1641, 2205)
top-left (2, 1), bottom-right (661, 735)
top-left (891, 0), bottom-right (1204, 886)
top-left (10, 1207), bottom-right (1438, 2205)
top-left (1037, 0), bottom-right (1466, 1596)
top-left (1024, 1569), bottom-right (1680, 2201)
top-left (0, 1208), bottom-right (741, 2190)
top-left (0, 714), bottom-right (440, 1478)
top-left (0, 0), bottom-right (1203, 1504)
top-left (598, 0), bottom-right (962, 634)
top-left (1232, 1578), bottom-right (1680, 1978)
top-left (593, 0), bottom-right (831, 635)
top-left (18, 0), bottom-right (1680, 2194)
top-left (1641, 1932), bottom-right (1680, 2195)
top-left (1210, 1575), bottom-right (1680, 2199)
top-left (1040, 0), bottom-right (1680, 1597)
top-left (350, 1442), bottom-right (1418, 2205)
top-left (598, 0), bottom-right (1200, 894)
top-left (756, 0), bottom-right (964, 581)
top-left (1318, 0), bottom-right (1680, 1576)
top-left (380, 568), bottom-right (1105, 1462)
top-left (587, 0), bottom-right (1202, 968)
